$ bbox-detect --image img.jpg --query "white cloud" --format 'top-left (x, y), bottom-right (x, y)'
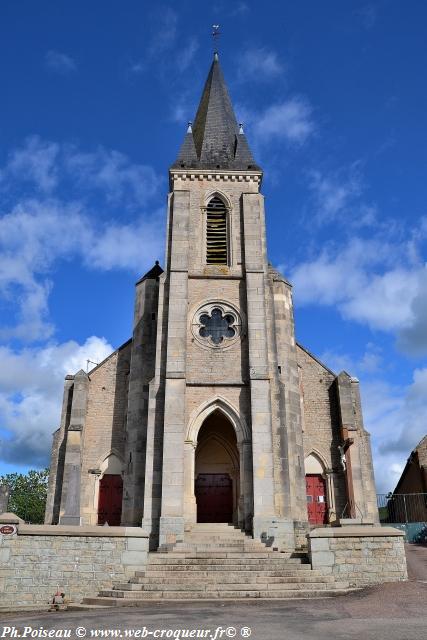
top-left (0, 137), bottom-right (164, 341)
top-left (398, 269), bottom-right (427, 355)
top-left (2, 136), bottom-right (59, 193)
top-left (64, 146), bottom-right (162, 206)
top-left (361, 369), bottom-right (427, 493)
top-left (238, 48), bottom-right (284, 82)
top-left (356, 4), bottom-right (377, 30)
top-left (231, 2), bottom-right (249, 16)
top-left (178, 38), bottom-right (199, 73)
top-left (45, 50), bottom-right (77, 74)
top-left (243, 98), bottom-right (315, 146)
top-left (0, 198), bottom-right (164, 341)
top-left (307, 165), bottom-right (381, 228)
top-left (288, 237), bottom-right (424, 333)
top-left (171, 100), bottom-right (189, 124)
top-left (308, 167), bottom-right (361, 224)
top-left (321, 343), bottom-right (383, 376)
top-left (148, 8), bottom-right (177, 56)
top-left (128, 60), bottom-right (146, 75)
top-left (1, 136), bottom-right (162, 208)
top-left (86, 215), bottom-right (163, 271)
top-left (0, 336), bottom-right (113, 466)
top-left (317, 344), bottom-right (427, 493)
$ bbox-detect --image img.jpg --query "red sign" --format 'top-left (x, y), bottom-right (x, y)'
top-left (0, 525), bottom-right (16, 535)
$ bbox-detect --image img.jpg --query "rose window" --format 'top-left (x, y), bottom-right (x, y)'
top-left (199, 308), bottom-right (235, 345)
top-left (192, 302), bottom-right (243, 349)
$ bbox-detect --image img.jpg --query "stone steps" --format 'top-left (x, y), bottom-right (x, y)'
top-left (167, 543), bottom-right (272, 551)
top-left (102, 581), bottom-right (348, 596)
top-left (133, 568), bottom-right (319, 578)
top-left (152, 549), bottom-right (307, 564)
top-left (84, 588), bottom-right (355, 604)
top-left (82, 525), bottom-right (356, 605)
top-left (147, 556), bottom-right (309, 564)
top-left (114, 575), bottom-right (336, 589)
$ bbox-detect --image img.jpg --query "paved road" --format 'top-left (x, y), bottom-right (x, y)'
top-left (1, 545), bottom-right (426, 640)
top-left (1, 582), bottom-right (426, 640)
top-left (405, 542), bottom-right (427, 582)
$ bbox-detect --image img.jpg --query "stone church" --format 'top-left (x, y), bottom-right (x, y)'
top-left (45, 53), bottom-right (378, 551)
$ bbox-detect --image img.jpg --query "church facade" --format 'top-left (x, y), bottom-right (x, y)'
top-left (45, 54), bottom-right (378, 551)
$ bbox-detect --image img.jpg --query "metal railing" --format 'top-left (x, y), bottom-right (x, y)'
top-left (377, 493), bottom-right (427, 524)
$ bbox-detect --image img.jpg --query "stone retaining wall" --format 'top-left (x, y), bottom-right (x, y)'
top-left (0, 524), bottom-right (148, 608)
top-left (308, 525), bottom-right (407, 587)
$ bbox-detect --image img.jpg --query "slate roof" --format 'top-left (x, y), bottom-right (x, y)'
top-left (171, 53), bottom-right (261, 172)
top-left (136, 261), bottom-right (164, 285)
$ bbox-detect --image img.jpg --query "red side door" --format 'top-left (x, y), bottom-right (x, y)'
top-left (306, 474), bottom-right (327, 525)
top-left (195, 473), bottom-right (233, 523)
top-left (98, 474), bottom-right (123, 526)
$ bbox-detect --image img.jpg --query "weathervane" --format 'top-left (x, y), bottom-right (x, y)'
top-left (212, 24), bottom-right (220, 53)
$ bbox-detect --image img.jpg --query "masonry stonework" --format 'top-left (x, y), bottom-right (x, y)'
top-left (45, 53), bottom-right (379, 555)
top-left (308, 526), bottom-right (407, 586)
top-left (0, 526), bottom-right (148, 608)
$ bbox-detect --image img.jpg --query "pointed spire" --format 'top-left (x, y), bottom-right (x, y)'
top-left (171, 53), bottom-right (261, 172)
top-left (174, 125), bottom-right (198, 168)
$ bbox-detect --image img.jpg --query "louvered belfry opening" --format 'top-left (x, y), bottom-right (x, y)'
top-left (206, 196), bottom-right (228, 264)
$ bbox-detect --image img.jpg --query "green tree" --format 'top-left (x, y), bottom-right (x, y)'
top-left (0, 468), bottom-right (49, 523)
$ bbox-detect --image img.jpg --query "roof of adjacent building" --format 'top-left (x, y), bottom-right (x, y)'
top-left (393, 433), bottom-right (427, 494)
top-left (171, 53), bottom-right (261, 172)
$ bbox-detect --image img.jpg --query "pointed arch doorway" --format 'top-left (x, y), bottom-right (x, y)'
top-left (184, 400), bottom-right (253, 531)
top-left (195, 410), bottom-right (239, 523)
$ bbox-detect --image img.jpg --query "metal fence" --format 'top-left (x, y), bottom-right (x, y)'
top-left (377, 493), bottom-right (427, 543)
top-left (377, 493), bottom-right (427, 523)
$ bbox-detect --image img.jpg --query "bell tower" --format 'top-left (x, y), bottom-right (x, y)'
top-left (134, 52), bottom-right (309, 550)
top-left (46, 52), bottom-right (379, 542)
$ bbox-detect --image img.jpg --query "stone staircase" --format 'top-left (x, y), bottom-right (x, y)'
top-left (83, 524), bottom-right (355, 604)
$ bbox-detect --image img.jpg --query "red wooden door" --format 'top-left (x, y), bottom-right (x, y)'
top-left (195, 474), bottom-right (233, 523)
top-left (306, 474), bottom-right (327, 525)
top-left (98, 474), bottom-right (123, 526)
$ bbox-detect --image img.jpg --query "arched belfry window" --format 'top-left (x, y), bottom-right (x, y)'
top-left (206, 196), bottom-right (228, 264)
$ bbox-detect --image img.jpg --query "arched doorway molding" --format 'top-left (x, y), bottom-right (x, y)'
top-left (93, 451), bottom-right (124, 525)
top-left (186, 396), bottom-right (250, 446)
top-left (98, 450), bottom-right (124, 477)
top-left (304, 449), bottom-right (336, 523)
top-left (184, 398), bottom-right (253, 531)
top-left (196, 432), bottom-right (240, 470)
top-left (305, 450), bottom-right (328, 474)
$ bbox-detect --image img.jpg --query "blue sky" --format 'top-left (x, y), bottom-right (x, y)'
top-left (1, 1), bottom-right (427, 494)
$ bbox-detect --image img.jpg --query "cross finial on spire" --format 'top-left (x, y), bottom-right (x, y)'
top-left (212, 24), bottom-right (220, 55)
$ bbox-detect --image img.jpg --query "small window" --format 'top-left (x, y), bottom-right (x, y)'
top-left (206, 196), bottom-right (228, 264)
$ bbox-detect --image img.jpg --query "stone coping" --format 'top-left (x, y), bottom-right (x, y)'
top-left (308, 525), bottom-right (405, 538)
top-left (13, 524), bottom-right (149, 537)
top-left (0, 512), bottom-right (24, 524)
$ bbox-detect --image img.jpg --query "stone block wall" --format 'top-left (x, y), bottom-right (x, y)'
top-left (81, 343), bottom-right (131, 524)
top-left (187, 278), bottom-right (248, 386)
top-left (297, 344), bottom-right (347, 519)
top-left (308, 526), bottom-right (407, 587)
top-left (0, 525), bottom-right (148, 608)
